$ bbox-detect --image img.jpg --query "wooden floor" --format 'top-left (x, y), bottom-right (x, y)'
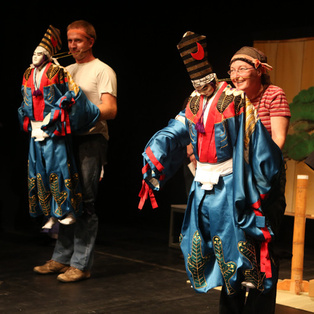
top-left (1, 222), bottom-right (313, 313)
top-left (275, 246), bottom-right (314, 313)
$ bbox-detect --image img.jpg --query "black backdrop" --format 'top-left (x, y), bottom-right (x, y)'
top-left (1, 2), bottom-right (314, 233)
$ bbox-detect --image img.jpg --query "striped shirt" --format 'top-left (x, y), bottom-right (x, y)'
top-left (251, 85), bottom-right (291, 135)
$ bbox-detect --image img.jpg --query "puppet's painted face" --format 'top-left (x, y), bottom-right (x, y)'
top-left (32, 46), bottom-right (47, 67)
top-left (195, 83), bottom-right (215, 97)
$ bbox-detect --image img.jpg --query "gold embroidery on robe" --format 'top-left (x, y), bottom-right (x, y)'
top-left (187, 231), bottom-right (211, 289)
top-left (213, 235), bottom-right (237, 295)
top-left (28, 175), bottom-right (38, 214)
top-left (49, 173), bottom-right (68, 216)
top-left (238, 240), bottom-right (265, 291)
top-left (36, 173), bottom-right (51, 216)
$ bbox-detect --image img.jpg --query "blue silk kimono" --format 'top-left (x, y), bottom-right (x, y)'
top-left (18, 62), bottom-right (100, 219)
top-left (139, 82), bottom-right (283, 295)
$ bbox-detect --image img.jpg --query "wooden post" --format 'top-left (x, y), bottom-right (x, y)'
top-left (309, 280), bottom-right (314, 297)
top-left (277, 175), bottom-right (309, 294)
top-left (290, 175), bottom-right (309, 294)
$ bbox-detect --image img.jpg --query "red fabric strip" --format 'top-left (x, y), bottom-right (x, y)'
top-left (253, 208), bottom-right (272, 278)
top-left (145, 146), bottom-right (164, 172)
top-left (260, 193), bottom-right (269, 201)
top-left (53, 109), bottom-right (60, 122)
top-left (251, 199), bottom-right (261, 210)
top-left (63, 110), bottom-right (71, 134)
top-left (53, 130), bottom-right (62, 136)
top-left (138, 180), bottom-right (158, 210)
top-left (142, 163), bottom-right (150, 174)
top-left (23, 117), bottom-right (30, 132)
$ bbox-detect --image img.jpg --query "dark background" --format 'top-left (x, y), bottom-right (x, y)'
top-left (1, 2), bottom-right (314, 244)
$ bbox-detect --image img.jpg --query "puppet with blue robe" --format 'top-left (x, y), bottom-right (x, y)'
top-left (138, 32), bottom-right (283, 295)
top-left (18, 25), bottom-right (100, 228)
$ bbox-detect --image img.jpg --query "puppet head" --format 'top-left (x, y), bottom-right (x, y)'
top-left (177, 31), bottom-right (217, 92)
top-left (32, 46), bottom-right (49, 67)
top-left (32, 25), bottom-right (62, 68)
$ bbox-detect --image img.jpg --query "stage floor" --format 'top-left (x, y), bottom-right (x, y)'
top-left (1, 222), bottom-right (313, 313)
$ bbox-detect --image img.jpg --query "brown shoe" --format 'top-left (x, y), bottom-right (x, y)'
top-left (33, 260), bottom-right (70, 274)
top-left (57, 267), bottom-right (91, 283)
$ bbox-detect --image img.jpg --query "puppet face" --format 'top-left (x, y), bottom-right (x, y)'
top-left (32, 46), bottom-right (48, 67)
top-left (229, 60), bottom-right (261, 92)
top-left (195, 83), bottom-right (215, 97)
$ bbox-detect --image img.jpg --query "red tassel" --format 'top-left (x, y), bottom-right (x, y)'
top-left (138, 180), bottom-right (158, 210)
top-left (195, 121), bottom-right (205, 133)
top-left (32, 89), bottom-right (42, 97)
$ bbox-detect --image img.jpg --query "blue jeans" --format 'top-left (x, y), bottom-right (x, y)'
top-left (52, 134), bottom-right (108, 271)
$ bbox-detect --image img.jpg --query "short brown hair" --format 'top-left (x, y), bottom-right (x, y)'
top-left (67, 20), bottom-right (97, 41)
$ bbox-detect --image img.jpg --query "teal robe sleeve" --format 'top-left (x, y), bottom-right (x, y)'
top-left (233, 104), bottom-right (283, 279)
top-left (138, 117), bottom-right (190, 209)
top-left (41, 88), bottom-right (100, 137)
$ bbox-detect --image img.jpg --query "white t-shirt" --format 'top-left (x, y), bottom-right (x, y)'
top-left (66, 58), bottom-right (117, 140)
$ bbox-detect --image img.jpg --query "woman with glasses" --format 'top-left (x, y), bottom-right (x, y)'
top-left (228, 47), bottom-right (290, 150)
top-left (220, 47), bottom-right (291, 314)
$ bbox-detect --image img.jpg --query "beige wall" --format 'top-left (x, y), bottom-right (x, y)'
top-left (254, 37), bottom-right (314, 103)
top-left (254, 38), bottom-right (314, 217)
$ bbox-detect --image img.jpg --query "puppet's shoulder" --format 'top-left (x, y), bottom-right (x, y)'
top-left (46, 63), bottom-right (61, 79)
top-left (46, 63), bottom-right (67, 83)
top-left (186, 90), bottom-right (201, 116)
top-left (223, 84), bottom-right (245, 98)
top-left (23, 67), bottom-right (33, 82)
top-left (217, 84), bottom-right (246, 114)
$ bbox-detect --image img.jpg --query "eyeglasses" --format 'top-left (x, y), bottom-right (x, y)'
top-left (227, 67), bottom-right (255, 77)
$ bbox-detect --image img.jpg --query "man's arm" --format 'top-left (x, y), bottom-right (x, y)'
top-left (98, 93), bottom-right (117, 120)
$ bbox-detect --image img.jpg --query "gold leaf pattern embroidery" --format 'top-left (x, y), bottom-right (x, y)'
top-left (213, 235), bottom-right (237, 295)
top-left (216, 93), bottom-right (234, 113)
top-left (238, 240), bottom-right (265, 291)
top-left (65, 69), bottom-right (80, 96)
top-left (46, 64), bottom-right (60, 80)
top-left (189, 95), bottom-right (201, 116)
top-left (28, 176), bottom-right (38, 214)
top-left (187, 231), bottom-right (211, 289)
top-left (36, 173), bottom-right (51, 216)
top-left (244, 98), bottom-right (258, 163)
top-left (24, 67), bottom-right (32, 81)
top-left (49, 173), bottom-right (68, 217)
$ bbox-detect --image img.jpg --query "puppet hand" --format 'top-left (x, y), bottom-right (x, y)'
top-left (60, 91), bottom-right (75, 109)
top-left (31, 114), bottom-right (51, 141)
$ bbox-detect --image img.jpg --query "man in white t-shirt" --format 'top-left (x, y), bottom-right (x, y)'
top-left (33, 20), bottom-right (117, 282)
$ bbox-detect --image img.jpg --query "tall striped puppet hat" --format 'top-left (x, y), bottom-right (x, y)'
top-left (177, 31), bottom-right (216, 88)
top-left (38, 25), bottom-right (62, 56)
